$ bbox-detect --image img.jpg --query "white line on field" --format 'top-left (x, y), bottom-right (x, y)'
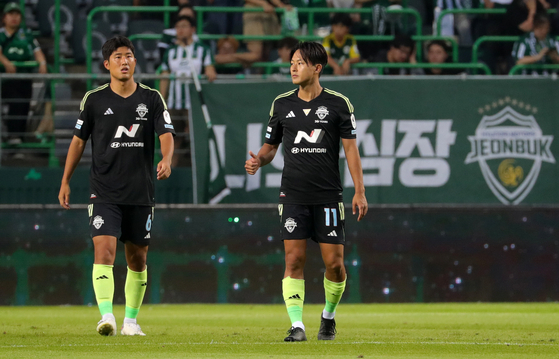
top-left (1, 341), bottom-right (557, 349)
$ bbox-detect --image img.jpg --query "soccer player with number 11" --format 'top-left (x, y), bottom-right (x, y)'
top-left (245, 41), bottom-right (368, 342)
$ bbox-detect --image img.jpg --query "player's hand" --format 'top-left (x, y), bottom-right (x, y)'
top-left (157, 159), bottom-right (171, 180)
top-left (245, 151), bottom-right (261, 175)
top-left (58, 183), bottom-right (71, 209)
top-left (352, 192), bottom-right (368, 221)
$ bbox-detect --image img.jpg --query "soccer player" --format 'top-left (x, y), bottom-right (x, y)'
top-left (245, 41), bottom-right (367, 342)
top-left (58, 36), bottom-right (175, 336)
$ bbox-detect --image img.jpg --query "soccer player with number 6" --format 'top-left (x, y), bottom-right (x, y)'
top-left (58, 36), bottom-right (175, 336)
top-left (245, 41), bottom-right (368, 342)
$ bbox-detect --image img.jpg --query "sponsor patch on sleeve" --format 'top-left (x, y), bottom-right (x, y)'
top-left (267, 126), bottom-right (272, 132)
top-left (351, 130), bottom-right (357, 135)
top-left (265, 133), bottom-right (271, 139)
top-left (164, 124), bottom-right (174, 129)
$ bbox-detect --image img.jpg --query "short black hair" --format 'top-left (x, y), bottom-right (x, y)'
top-left (427, 40), bottom-right (449, 53)
top-left (289, 41), bottom-right (328, 76)
top-left (331, 13), bottom-right (352, 28)
top-left (102, 36), bottom-right (135, 61)
top-left (534, 14), bottom-right (550, 28)
top-left (278, 36), bottom-right (299, 50)
top-left (178, 4), bottom-right (196, 16)
top-left (391, 34), bottom-right (414, 51)
top-left (176, 15), bottom-right (196, 28)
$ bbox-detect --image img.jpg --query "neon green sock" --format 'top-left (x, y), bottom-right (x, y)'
top-left (92, 264), bottom-right (114, 316)
top-left (124, 266), bottom-right (147, 320)
top-left (323, 276), bottom-right (346, 316)
top-left (282, 276), bottom-right (305, 325)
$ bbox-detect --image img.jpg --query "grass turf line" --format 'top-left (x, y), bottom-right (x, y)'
top-left (0, 303), bottom-right (558, 358)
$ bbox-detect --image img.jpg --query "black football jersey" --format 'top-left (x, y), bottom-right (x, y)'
top-left (74, 83), bottom-right (176, 206)
top-left (265, 88), bottom-right (357, 204)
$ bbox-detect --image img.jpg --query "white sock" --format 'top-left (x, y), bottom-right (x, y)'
top-left (292, 321), bottom-right (305, 330)
top-left (123, 317), bottom-right (137, 325)
top-left (102, 313), bottom-right (115, 322)
top-left (322, 309), bottom-right (335, 320)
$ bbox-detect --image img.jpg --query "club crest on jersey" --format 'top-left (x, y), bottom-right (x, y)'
top-left (284, 217), bottom-right (297, 233)
top-left (93, 215), bottom-right (104, 230)
top-left (136, 103), bottom-right (148, 120)
top-left (315, 106), bottom-right (329, 120)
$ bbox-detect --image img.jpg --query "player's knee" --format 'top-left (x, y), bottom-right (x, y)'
top-left (325, 259), bottom-right (345, 276)
top-left (285, 253), bottom-right (305, 271)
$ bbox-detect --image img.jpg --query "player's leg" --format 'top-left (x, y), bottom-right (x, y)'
top-left (280, 204), bottom-right (311, 342)
top-left (89, 203), bottom-right (121, 336)
top-left (92, 235), bottom-right (118, 336)
top-left (315, 203), bottom-right (347, 340)
top-left (120, 206), bottom-right (152, 336)
top-left (283, 239), bottom-right (307, 341)
top-left (318, 243), bottom-right (346, 340)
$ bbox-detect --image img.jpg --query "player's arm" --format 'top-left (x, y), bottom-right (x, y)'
top-left (157, 132), bottom-right (174, 180)
top-left (58, 136), bottom-right (87, 209)
top-left (342, 138), bottom-right (368, 221)
top-left (245, 143), bottom-right (279, 175)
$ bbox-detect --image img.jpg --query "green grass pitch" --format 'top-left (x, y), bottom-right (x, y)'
top-left (1, 303), bottom-right (558, 358)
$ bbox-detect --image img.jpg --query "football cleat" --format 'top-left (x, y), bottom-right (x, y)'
top-left (121, 322), bottom-right (146, 336)
top-left (284, 326), bottom-right (307, 342)
top-left (96, 318), bottom-right (117, 336)
top-left (317, 316), bottom-right (336, 340)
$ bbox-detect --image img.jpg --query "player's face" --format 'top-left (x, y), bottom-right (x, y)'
top-left (105, 46), bottom-right (136, 81)
top-left (290, 50), bottom-right (320, 85)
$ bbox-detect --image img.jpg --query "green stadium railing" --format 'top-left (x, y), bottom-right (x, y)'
top-left (215, 62), bottom-right (490, 76)
top-left (86, 6), bottom-right (178, 88)
top-left (471, 35), bottom-right (520, 65)
top-left (436, 8), bottom-right (557, 37)
top-left (194, 6), bottom-right (422, 38)
top-left (86, 6), bottom-right (422, 81)
top-left (509, 64), bottom-right (559, 75)
top-left (0, 62), bottom-right (60, 167)
top-left (351, 62), bottom-right (491, 75)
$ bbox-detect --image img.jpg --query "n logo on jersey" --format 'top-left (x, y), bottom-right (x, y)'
top-left (115, 124), bottom-right (140, 138)
top-left (294, 129), bottom-right (324, 144)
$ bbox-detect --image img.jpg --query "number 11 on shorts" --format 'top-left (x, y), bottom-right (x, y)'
top-left (324, 208), bottom-right (337, 227)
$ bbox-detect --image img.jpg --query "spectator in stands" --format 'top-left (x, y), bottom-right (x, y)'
top-left (372, 34), bottom-right (418, 75)
top-left (270, 36), bottom-right (298, 76)
top-left (158, 5), bottom-right (198, 61)
top-left (214, 37), bottom-right (243, 74)
top-left (503, 0), bottom-right (548, 36)
top-left (0, 2), bottom-right (47, 145)
top-left (423, 40), bottom-right (462, 75)
top-left (160, 16), bottom-right (216, 166)
top-left (242, 0), bottom-right (291, 63)
top-left (512, 14), bottom-right (559, 73)
top-left (323, 14), bottom-right (360, 75)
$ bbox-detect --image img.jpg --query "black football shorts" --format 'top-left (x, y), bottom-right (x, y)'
top-left (278, 203), bottom-right (345, 244)
top-left (88, 203), bottom-right (154, 246)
